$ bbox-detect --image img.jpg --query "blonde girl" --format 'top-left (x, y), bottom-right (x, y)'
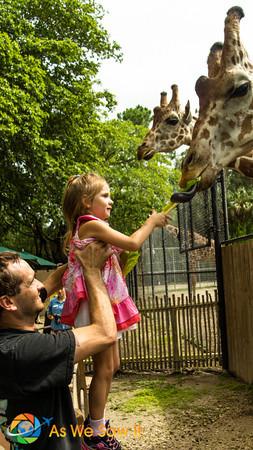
top-left (61, 173), bottom-right (169, 450)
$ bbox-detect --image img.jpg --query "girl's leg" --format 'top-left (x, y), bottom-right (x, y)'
top-left (112, 340), bottom-right (121, 374)
top-left (105, 340), bottom-right (120, 400)
top-left (84, 342), bottom-right (122, 448)
top-left (89, 345), bottom-right (114, 420)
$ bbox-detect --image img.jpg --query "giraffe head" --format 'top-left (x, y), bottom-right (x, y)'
top-left (137, 85), bottom-right (193, 161)
top-left (180, 6), bottom-right (253, 191)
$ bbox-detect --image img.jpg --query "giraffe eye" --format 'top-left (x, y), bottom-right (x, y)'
top-left (182, 153), bottom-right (194, 168)
top-left (165, 117), bottom-right (179, 126)
top-left (229, 82), bottom-right (250, 98)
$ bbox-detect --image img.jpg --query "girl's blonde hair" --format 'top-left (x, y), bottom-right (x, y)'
top-left (62, 173), bottom-right (106, 253)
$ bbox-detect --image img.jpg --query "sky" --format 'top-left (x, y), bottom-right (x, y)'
top-left (98, 0), bottom-right (253, 117)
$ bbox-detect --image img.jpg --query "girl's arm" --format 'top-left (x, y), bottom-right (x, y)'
top-left (79, 211), bottom-right (169, 251)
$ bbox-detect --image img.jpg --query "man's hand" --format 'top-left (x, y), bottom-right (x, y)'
top-left (75, 241), bottom-right (112, 273)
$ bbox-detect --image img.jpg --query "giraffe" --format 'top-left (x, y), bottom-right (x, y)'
top-left (179, 6), bottom-right (253, 192)
top-left (137, 85), bottom-right (194, 161)
top-left (166, 224), bottom-right (215, 296)
top-left (137, 41), bottom-right (253, 180)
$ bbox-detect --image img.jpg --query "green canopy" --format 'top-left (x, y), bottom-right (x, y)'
top-left (0, 246), bottom-right (56, 270)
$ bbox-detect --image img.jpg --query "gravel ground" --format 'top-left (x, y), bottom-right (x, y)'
top-left (106, 370), bottom-right (253, 450)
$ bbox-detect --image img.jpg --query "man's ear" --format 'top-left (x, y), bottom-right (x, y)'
top-left (0, 295), bottom-right (17, 311)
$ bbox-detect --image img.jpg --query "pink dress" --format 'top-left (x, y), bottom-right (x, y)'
top-left (61, 215), bottom-right (141, 332)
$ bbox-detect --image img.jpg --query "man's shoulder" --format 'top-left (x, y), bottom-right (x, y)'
top-left (0, 328), bottom-right (34, 340)
top-left (0, 329), bottom-right (38, 350)
top-left (0, 328), bottom-right (75, 368)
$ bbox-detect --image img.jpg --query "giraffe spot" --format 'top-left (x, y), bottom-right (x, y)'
top-left (231, 56), bottom-right (236, 65)
top-left (239, 116), bottom-right (253, 139)
top-left (226, 141), bottom-right (234, 148)
top-left (221, 131), bottom-right (230, 142)
top-left (211, 103), bottom-right (216, 111)
top-left (245, 63), bottom-right (248, 69)
top-left (208, 116), bottom-right (218, 126)
top-left (200, 128), bottom-right (210, 139)
top-left (171, 133), bottom-right (177, 138)
top-left (232, 39), bottom-right (236, 46)
top-left (239, 50), bottom-right (244, 61)
top-left (169, 140), bottom-right (175, 146)
top-left (228, 120), bottom-right (236, 129)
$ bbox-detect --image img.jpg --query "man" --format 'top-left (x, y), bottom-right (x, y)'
top-left (46, 288), bottom-right (70, 333)
top-left (0, 243), bottom-right (117, 449)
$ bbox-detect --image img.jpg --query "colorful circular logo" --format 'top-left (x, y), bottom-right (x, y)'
top-left (8, 413), bottom-right (41, 444)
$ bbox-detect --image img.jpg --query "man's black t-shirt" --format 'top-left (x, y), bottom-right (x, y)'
top-left (0, 328), bottom-right (82, 449)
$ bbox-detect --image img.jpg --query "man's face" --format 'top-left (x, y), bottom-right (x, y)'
top-left (8, 259), bottom-right (45, 317)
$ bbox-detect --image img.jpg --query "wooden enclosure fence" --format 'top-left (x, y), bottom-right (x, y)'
top-left (222, 237), bottom-right (253, 383)
top-left (85, 290), bottom-right (222, 372)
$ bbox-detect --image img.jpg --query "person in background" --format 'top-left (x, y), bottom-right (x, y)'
top-left (46, 288), bottom-right (71, 333)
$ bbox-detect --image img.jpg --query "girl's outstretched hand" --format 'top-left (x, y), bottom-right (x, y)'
top-left (148, 210), bottom-right (171, 228)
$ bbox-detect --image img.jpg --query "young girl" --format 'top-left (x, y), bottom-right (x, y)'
top-left (61, 173), bottom-right (168, 450)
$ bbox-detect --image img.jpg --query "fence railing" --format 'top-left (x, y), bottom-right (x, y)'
top-left (85, 290), bottom-right (222, 372)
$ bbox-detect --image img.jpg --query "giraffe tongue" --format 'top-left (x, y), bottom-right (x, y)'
top-left (170, 182), bottom-right (198, 203)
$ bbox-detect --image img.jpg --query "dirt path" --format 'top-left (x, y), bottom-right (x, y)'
top-left (106, 371), bottom-right (253, 450)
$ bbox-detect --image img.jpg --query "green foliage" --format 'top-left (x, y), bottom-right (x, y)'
top-left (117, 105), bottom-right (152, 127)
top-left (226, 172), bottom-right (253, 238)
top-left (0, 0), bottom-right (178, 261)
top-left (0, 0), bottom-right (120, 260)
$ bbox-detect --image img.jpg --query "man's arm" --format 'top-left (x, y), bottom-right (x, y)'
top-left (71, 242), bottom-right (117, 363)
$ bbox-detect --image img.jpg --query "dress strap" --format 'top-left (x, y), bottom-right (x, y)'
top-left (75, 215), bottom-right (99, 232)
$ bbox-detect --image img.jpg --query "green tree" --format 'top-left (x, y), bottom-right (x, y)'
top-left (226, 172), bottom-right (253, 237)
top-left (117, 105), bottom-right (152, 127)
top-left (0, 0), bottom-right (178, 262)
top-left (0, 0), bottom-right (121, 260)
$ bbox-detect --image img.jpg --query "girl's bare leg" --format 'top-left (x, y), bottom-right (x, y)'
top-left (105, 340), bottom-right (120, 400)
top-left (89, 344), bottom-right (115, 419)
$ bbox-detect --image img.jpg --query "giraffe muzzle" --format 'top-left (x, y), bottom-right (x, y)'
top-left (137, 145), bottom-right (154, 160)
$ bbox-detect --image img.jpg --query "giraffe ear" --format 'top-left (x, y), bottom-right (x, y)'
top-left (183, 100), bottom-right (192, 125)
top-left (195, 76), bottom-right (212, 110)
top-left (152, 106), bottom-right (162, 128)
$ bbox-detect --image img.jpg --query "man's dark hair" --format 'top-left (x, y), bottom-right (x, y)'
top-left (0, 252), bottom-right (22, 297)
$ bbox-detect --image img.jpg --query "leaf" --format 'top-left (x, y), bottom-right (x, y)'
top-left (121, 251), bottom-right (140, 277)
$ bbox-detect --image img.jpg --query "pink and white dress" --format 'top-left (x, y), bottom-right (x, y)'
top-left (61, 215), bottom-right (141, 333)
